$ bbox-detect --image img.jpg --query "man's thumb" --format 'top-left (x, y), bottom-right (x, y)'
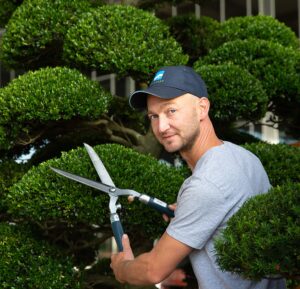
top-left (122, 234), bottom-right (134, 259)
top-left (122, 234), bottom-right (130, 249)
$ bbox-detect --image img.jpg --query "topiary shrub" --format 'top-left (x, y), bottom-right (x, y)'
top-left (0, 66), bottom-right (112, 150)
top-left (0, 222), bottom-right (81, 288)
top-left (193, 63), bottom-right (268, 122)
top-left (5, 143), bottom-right (188, 240)
top-left (242, 142), bottom-right (300, 187)
top-left (217, 15), bottom-right (299, 50)
top-left (63, 4), bottom-right (188, 81)
top-left (0, 0), bottom-right (91, 69)
top-left (166, 15), bottom-right (221, 64)
top-left (196, 39), bottom-right (300, 102)
top-left (215, 182), bottom-right (300, 281)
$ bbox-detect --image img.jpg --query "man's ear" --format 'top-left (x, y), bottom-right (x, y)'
top-left (198, 97), bottom-right (210, 120)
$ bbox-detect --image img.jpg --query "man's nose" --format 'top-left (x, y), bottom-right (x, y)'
top-left (158, 115), bottom-right (170, 133)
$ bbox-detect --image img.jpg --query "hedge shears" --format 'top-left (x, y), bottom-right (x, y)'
top-left (50, 143), bottom-right (174, 252)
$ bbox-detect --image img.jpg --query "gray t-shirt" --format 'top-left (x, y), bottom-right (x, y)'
top-left (167, 141), bottom-right (286, 289)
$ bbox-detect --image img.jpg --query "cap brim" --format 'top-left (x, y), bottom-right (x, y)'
top-left (129, 86), bottom-right (187, 110)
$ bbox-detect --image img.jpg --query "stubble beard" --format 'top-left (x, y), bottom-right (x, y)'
top-left (162, 127), bottom-right (200, 154)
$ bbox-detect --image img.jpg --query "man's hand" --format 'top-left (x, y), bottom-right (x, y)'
top-left (110, 234), bottom-right (134, 283)
top-left (163, 203), bottom-right (177, 222)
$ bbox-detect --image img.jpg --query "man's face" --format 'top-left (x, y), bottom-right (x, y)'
top-left (147, 93), bottom-right (202, 153)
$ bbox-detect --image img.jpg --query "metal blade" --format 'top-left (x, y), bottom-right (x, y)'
top-left (83, 143), bottom-right (120, 214)
top-left (50, 167), bottom-right (115, 195)
top-left (84, 143), bottom-right (115, 187)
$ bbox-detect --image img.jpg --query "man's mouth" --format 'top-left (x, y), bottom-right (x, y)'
top-left (162, 134), bottom-right (176, 140)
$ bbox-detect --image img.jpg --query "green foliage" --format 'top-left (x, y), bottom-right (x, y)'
top-left (215, 182), bottom-right (300, 280)
top-left (0, 0), bottom-right (21, 28)
top-left (137, 0), bottom-right (206, 10)
top-left (243, 143), bottom-right (300, 187)
top-left (0, 66), bottom-right (112, 150)
top-left (193, 63), bottom-right (268, 122)
top-left (0, 222), bottom-right (81, 288)
top-left (196, 39), bottom-right (300, 102)
top-left (0, 159), bottom-right (28, 212)
top-left (63, 5), bottom-right (188, 81)
top-left (5, 144), bottom-right (188, 239)
top-left (218, 15), bottom-right (299, 50)
top-left (0, 0), bottom-right (91, 69)
top-left (166, 15), bottom-right (221, 64)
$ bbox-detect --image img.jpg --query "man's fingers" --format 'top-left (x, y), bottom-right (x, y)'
top-left (163, 203), bottom-right (177, 222)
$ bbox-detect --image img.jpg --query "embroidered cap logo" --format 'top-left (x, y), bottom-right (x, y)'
top-left (153, 70), bottom-right (165, 82)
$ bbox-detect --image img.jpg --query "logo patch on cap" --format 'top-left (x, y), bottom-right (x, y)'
top-left (153, 70), bottom-right (165, 82)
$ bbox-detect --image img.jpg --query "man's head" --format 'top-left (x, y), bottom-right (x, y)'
top-left (129, 65), bottom-right (208, 110)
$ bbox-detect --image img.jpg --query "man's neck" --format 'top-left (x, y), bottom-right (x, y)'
top-left (180, 118), bottom-right (223, 170)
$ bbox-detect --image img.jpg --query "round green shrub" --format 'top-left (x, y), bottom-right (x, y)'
top-left (218, 15), bottom-right (299, 50)
top-left (0, 66), bottom-right (112, 150)
top-left (242, 142), bottom-right (300, 187)
top-left (5, 143), bottom-right (188, 240)
top-left (63, 5), bottom-right (188, 81)
top-left (197, 39), bottom-right (300, 101)
top-left (0, 222), bottom-right (81, 288)
top-left (215, 182), bottom-right (300, 280)
top-left (0, 0), bottom-right (91, 69)
top-left (166, 15), bottom-right (221, 64)
top-left (193, 63), bottom-right (268, 122)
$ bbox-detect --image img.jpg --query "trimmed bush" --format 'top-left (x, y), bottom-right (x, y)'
top-left (0, 0), bottom-right (91, 69)
top-left (63, 5), bottom-right (188, 81)
top-left (5, 144), bottom-right (188, 239)
top-left (197, 39), bottom-right (300, 101)
top-left (166, 15), bottom-right (221, 63)
top-left (215, 182), bottom-right (300, 280)
top-left (193, 63), bottom-right (268, 122)
top-left (218, 15), bottom-right (299, 50)
top-left (243, 142), bottom-right (300, 187)
top-left (0, 222), bottom-right (81, 288)
top-left (0, 66), bottom-right (112, 150)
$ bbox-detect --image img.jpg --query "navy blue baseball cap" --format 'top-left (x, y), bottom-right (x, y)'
top-left (129, 65), bottom-right (208, 110)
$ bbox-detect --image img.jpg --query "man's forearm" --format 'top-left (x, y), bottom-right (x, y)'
top-left (114, 251), bottom-right (166, 285)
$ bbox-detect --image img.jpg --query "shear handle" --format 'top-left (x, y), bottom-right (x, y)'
top-left (110, 213), bottom-right (124, 252)
top-left (138, 195), bottom-right (175, 218)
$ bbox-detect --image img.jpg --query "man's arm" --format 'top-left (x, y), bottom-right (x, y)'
top-left (110, 231), bottom-right (192, 285)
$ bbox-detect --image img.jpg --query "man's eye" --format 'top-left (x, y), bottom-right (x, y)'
top-left (148, 114), bottom-right (158, 120)
top-left (169, 109), bottom-right (176, 114)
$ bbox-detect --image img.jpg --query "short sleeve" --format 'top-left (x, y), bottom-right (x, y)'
top-left (166, 176), bottom-right (232, 250)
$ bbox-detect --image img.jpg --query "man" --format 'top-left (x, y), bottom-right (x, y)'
top-left (110, 65), bottom-right (286, 289)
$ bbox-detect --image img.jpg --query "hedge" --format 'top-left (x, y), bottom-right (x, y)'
top-left (166, 15), bottom-right (221, 63)
top-left (215, 182), bottom-right (300, 280)
top-left (5, 143), bottom-right (188, 240)
top-left (218, 15), bottom-right (299, 50)
top-left (0, 222), bottom-right (81, 288)
top-left (0, 0), bottom-right (91, 69)
top-left (0, 66), bottom-right (112, 150)
top-left (243, 142), bottom-right (300, 187)
top-left (193, 63), bottom-right (268, 122)
top-left (63, 5), bottom-right (188, 81)
top-left (196, 39), bottom-right (300, 101)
